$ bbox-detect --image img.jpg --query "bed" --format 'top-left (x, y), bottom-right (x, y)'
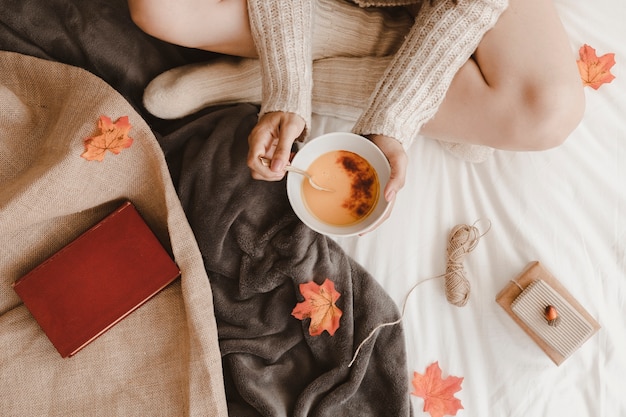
top-left (1, 0), bottom-right (624, 416)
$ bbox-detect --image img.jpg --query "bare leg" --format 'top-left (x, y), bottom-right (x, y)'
top-left (421, 0), bottom-right (585, 150)
top-left (128, 0), bottom-right (257, 57)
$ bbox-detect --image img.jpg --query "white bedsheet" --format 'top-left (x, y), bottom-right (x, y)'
top-left (311, 0), bottom-right (626, 415)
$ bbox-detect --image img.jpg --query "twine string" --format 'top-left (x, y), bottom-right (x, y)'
top-left (347, 220), bottom-right (490, 368)
top-left (347, 274), bottom-right (444, 368)
top-left (444, 221), bottom-right (489, 307)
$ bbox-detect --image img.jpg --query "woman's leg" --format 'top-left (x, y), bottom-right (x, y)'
top-left (128, 0), bottom-right (257, 57)
top-left (421, 0), bottom-right (585, 150)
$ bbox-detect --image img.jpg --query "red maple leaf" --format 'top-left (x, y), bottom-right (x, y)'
top-left (291, 278), bottom-right (343, 336)
top-left (81, 115), bottom-right (133, 161)
top-left (577, 44), bottom-right (616, 90)
top-left (411, 362), bottom-right (464, 417)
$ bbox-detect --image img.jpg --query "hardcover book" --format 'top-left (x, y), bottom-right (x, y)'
top-left (12, 201), bottom-right (181, 358)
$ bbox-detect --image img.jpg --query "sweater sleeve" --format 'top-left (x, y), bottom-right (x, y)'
top-left (246, 0), bottom-right (313, 131)
top-left (351, 0), bottom-right (509, 149)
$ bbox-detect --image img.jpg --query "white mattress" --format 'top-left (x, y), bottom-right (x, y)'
top-left (310, 0), bottom-right (626, 415)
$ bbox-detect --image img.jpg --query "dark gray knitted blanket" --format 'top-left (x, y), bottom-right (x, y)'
top-left (159, 103), bottom-right (412, 416)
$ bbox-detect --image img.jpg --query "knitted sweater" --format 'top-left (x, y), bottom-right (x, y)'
top-left (247, 0), bottom-right (509, 149)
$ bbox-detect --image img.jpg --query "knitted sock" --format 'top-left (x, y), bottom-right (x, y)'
top-left (143, 58), bottom-right (261, 120)
top-left (311, 56), bottom-right (390, 120)
top-left (312, 0), bottom-right (413, 60)
top-left (143, 55), bottom-right (377, 121)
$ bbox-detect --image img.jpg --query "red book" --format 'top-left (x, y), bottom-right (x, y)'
top-left (12, 201), bottom-right (181, 358)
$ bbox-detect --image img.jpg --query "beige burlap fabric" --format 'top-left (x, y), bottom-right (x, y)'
top-left (0, 51), bottom-right (227, 416)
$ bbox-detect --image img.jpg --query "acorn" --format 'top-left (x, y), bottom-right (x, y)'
top-left (544, 305), bottom-right (560, 327)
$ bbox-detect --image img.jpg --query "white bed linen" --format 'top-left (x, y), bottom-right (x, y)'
top-left (310, 0), bottom-right (626, 415)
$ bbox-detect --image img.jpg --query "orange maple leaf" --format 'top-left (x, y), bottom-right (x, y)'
top-left (411, 362), bottom-right (464, 417)
top-left (291, 278), bottom-right (343, 336)
top-left (577, 44), bottom-right (616, 90)
top-left (81, 115), bottom-right (133, 161)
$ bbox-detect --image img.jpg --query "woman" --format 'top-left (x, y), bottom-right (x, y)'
top-left (128, 0), bottom-right (584, 228)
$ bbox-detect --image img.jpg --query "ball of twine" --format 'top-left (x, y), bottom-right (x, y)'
top-left (444, 223), bottom-right (483, 307)
top-left (348, 220), bottom-right (490, 367)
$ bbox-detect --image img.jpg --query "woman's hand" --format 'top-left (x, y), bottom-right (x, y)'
top-left (361, 134), bottom-right (407, 234)
top-left (247, 111), bottom-right (306, 181)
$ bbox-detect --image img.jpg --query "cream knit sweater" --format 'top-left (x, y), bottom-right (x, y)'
top-left (247, 0), bottom-right (508, 149)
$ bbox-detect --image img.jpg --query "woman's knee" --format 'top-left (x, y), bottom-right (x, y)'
top-left (501, 79), bottom-right (585, 151)
top-left (531, 81), bottom-right (585, 150)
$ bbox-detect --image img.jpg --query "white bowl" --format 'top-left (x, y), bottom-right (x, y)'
top-left (287, 132), bottom-right (391, 237)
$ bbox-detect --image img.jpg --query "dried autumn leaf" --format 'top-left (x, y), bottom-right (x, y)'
top-left (81, 115), bottom-right (133, 161)
top-left (577, 44), bottom-right (616, 90)
top-left (411, 362), bottom-right (464, 417)
top-left (291, 278), bottom-right (343, 336)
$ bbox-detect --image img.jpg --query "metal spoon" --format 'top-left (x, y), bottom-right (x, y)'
top-left (259, 157), bottom-right (334, 192)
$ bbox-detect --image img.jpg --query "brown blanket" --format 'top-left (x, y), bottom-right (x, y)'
top-left (0, 51), bottom-right (228, 416)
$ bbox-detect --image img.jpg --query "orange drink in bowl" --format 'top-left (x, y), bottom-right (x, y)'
top-left (286, 132), bottom-right (391, 237)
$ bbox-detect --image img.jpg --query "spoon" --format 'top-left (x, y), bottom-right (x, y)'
top-left (259, 156), bottom-right (334, 192)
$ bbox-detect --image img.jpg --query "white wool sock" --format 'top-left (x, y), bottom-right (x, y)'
top-left (143, 58), bottom-right (262, 120)
top-left (312, 56), bottom-right (389, 120)
top-left (143, 56), bottom-right (379, 121)
top-left (312, 0), bottom-right (413, 59)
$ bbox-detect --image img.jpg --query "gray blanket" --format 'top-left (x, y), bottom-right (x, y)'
top-left (159, 104), bottom-right (412, 416)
